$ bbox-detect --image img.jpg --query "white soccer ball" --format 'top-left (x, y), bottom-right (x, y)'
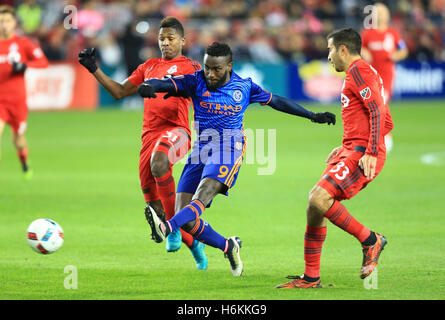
top-left (27, 219), bottom-right (64, 254)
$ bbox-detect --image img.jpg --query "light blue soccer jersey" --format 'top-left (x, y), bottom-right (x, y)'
top-left (170, 70), bottom-right (272, 141)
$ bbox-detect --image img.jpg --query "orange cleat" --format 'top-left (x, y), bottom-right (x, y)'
top-left (275, 275), bottom-right (322, 289)
top-left (360, 232), bottom-right (387, 279)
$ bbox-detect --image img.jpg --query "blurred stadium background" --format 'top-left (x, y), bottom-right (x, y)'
top-left (3, 0), bottom-right (445, 109)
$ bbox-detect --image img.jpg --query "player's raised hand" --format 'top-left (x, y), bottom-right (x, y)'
top-left (311, 112), bottom-right (336, 125)
top-left (78, 48), bottom-right (98, 73)
top-left (326, 146), bottom-right (342, 164)
top-left (358, 154), bottom-right (377, 179)
top-left (138, 82), bottom-right (157, 98)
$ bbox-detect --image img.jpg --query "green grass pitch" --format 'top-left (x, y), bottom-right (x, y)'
top-left (0, 100), bottom-right (444, 300)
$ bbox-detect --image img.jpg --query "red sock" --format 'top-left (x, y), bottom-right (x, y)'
top-left (17, 148), bottom-right (29, 171)
top-left (154, 169), bottom-right (194, 247)
top-left (154, 169), bottom-right (175, 219)
top-left (324, 200), bottom-right (371, 243)
top-left (304, 225), bottom-right (327, 279)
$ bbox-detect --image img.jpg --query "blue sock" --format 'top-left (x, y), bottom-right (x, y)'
top-left (168, 199), bottom-right (205, 231)
top-left (168, 199), bottom-right (227, 252)
top-left (193, 219), bottom-right (227, 252)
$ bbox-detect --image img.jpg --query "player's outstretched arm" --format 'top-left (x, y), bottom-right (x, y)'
top-left (267, 95), bottom-right (336, 125)
top-left (138, 79), bottom-right (190, 99)
top-left (78, 48), bottom-right (137, 100)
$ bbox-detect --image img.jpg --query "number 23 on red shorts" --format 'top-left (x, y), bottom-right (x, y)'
top-left (317, 147), bottom-right (386, 201)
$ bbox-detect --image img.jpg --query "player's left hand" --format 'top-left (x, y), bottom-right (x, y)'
top-left (138, 82), bottom-right (157, 98)
top-left (78, 48), bottom-right (98, 73)
top-left (311, 112), bottom-right (336, 125)
top-left (12, 61), bottom-right (27, 73)
top-left (358, 154), bottom-right (377, 179)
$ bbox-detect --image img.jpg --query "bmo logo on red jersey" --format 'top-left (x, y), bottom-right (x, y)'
top-left (341, 93), bottom-right (350, 108)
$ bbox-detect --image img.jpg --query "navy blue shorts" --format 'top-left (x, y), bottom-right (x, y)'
top-left (177, 137), bottom-right (246, 196)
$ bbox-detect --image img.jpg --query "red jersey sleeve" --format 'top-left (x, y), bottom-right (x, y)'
top-left (24, 38), bottom-right (49, 68)
top-left (349, 63), bottom-right (387, 156)
top-left (127, 60), bottom-right (152, 87)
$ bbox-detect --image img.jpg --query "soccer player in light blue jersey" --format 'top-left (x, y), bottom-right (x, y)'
top-left (138, 42), bottom-right (336, 276)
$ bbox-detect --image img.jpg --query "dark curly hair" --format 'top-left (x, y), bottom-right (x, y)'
top-left (160, 16), bottom-right (184, 37)
top-left (205, 42), bottom-right (233, 62)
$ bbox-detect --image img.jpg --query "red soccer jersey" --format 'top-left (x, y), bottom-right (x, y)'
top-left (127, 55), bottom-right (201, 136)
top-left (361, 28), bottom-right (405, 92)
top-left (340, 59), bottom-right (393, 157)
top-left (0, 35), bottom-right (49, 104)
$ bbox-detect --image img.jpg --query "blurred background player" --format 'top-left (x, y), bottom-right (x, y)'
top-left (0, 5), bottom-right (48, 180)
top-left (276, 28), bottom-right (391, 289)
top-left (78, 16), bottom-right (207, 270)
top-left (139, 42), bottom-right (336, 276)
top-left (361, 2), bottom-right (408, 153)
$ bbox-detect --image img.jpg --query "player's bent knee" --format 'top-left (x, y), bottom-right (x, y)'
top-left (308, 186), bottom-right (333, 213)
top-left (12, 133), bottom-right (26, 148)
top-left (150, 152), bottom-right (170, 177)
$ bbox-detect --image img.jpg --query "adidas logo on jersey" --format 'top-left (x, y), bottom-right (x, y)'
top-left (203, 91), bottom-right (211, 97)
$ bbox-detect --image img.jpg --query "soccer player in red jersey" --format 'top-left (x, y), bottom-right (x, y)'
top-left (276, 28), bottom-right (392, 289)
top-left (0, 5), bottom-right (49, 179)
top-left (361, 3), bottom-right (408, 152)
top-left (78, 17), bottom-right (207, 270)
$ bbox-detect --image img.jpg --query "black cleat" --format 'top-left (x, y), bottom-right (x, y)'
top-left (224, 236), bottom-right (243, 276)
top-left (144, 205), bottom-right (165, 243)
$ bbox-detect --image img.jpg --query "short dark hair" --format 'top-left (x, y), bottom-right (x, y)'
top-left (160, 16), bottom-right (184, 37)
top-left (205, 42), bottom-right (233, 62)
top-left (327, 28), bottom-right (362, 55)
top-left (0, 5), bottom-right (16, 17)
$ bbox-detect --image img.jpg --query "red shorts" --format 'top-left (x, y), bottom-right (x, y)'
top-left (317, 146), bottom-right (386, 201)
top-left (139, 127), bottom-right (191, 202)
top-left (0, 101), bottom-right (28, 135)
